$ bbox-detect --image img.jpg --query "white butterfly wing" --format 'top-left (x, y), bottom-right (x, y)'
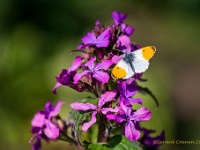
top-left (116, 58), bottom-right (129, 74)
top-left (132, 58), bottom-right (149, 73)
top-left (131, 49), bottom-right (150, 73)
top-left (118, 57), bottom-right (135, 79)
top-left (114, 58), bottom-right (134, 79)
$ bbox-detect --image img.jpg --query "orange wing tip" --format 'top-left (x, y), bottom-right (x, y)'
top-left (142, 46), bottom-right (156, 60)
top-left (150, 46), bottom-right (156, 52)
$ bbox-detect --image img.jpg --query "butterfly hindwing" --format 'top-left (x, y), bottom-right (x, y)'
top-left (112, 59), bottom-right (128, 79)
top-left (123, 63), bottom-right (135, 79)
top-left (130, 46), bottom-right (155, 73)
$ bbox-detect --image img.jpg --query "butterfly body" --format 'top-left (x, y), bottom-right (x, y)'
top-left (111, 46), bottom-right (156, 79)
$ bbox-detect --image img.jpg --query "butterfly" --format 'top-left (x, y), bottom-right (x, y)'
top-left (111, 46), bottom-right (156, 79)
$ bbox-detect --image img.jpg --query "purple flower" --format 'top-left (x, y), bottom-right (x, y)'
top-left (52, 56), bottom-right (83, 94)
top-left (95, 20), bottom-right (101, 26)
top-left (29, 134), bottom-right (42, 150)
top-left (81, 29), bottom-right (111, 48)
top-left (74, 57), bottom-right (113, 84)
top-left (105, 101), bottom-right (151, 141)
top-left (112, 11), bottom-right (127, 26)
top-left (118, 78), bottom-right (142, 105)
top-left (70, 90), bottom-right (117, 132)
top-left (121, 23), bottom-right (135, 36)
top-left (116, 35), bottom-right (131, 52)
top-left (111, 54), bottom-right (123, 64)
top-left (30, 101), bottom-right (65, 150)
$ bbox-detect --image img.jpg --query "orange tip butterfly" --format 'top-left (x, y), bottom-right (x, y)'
top-left (111, 46), bottom-right (156, 79)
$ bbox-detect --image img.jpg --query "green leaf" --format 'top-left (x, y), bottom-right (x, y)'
top-left (84, 135), bottom-right (142, 150)
top-left (66, 98), bottom-right (98, 144)
top-left (81, 98), bottom-right (98, 105)
top-left (66, 109), bottom-right (88, 144)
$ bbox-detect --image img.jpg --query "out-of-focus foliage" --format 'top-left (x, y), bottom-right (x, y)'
top-left (0, 0), bottom-right (200, 150)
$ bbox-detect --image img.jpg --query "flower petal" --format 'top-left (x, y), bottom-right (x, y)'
top-left (98, 90), bottom-right (117, 108)
top-left (121, 23), bottom-right (135, 36)
top-left (29, 135), bottom-right (42, 150)
top-left (111, 55), bottom-right (123, 64)
top-left (119, 100), bottom-right (132, 116)
top-left (44, 101), bottom-right (54, 114)
top-left (31, 112), bottom-right (45, 128)
top-left (96, 29), bottom-right (111, 48)
top-left (82, 111), bottom-right (97, 132)
top-left (52, 82), bottom-right (62, 94)
top-left (118, 79), bottom-right (138, 100)
top-left (94, 60), bottom-right (113, 71)
top-left (112, 11), bottom-right (127, 25)
top-left (118, 81), bottom-right (127, 97)
top-left (93, 70), bottom-right (110, 83)
top-left (77, 43), bottom-right (85, 50)
top-left (70, 102), bottom-right (96, 111)
top-left (106, 113), bottom-right (125, 123)
top-left (44, 120), bottom-right (59, 139)
top-left (84, 57), bottom-right (96, 70)
top-left (125, 121), bottom-right (140, 141)
top-left (55, 69), bottom-right (70, 85)
top-left (73, 70), bottom-right (91, 84)
top-left (116, 35), bottom-right (131, 49)
top-left (95, 20), bottom-right (101, 25)
top-left (128, 97), bottom-right (142, 105)
top-left (130, 107), bottom-right (151, 122)
top-left (68, 56), bottom-right (83, 73)
top-left (126, 79), bottom-right (137, 98)
top-left (124, 25), bottom-right (135, 36)
top-left (81, 32), bottom-right (97, 45)
top-left (101, 107), bottom-right (119, 114)
top-left (49, 101), bottom-right (65, 119)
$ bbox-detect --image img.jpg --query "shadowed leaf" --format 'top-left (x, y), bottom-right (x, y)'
top-left (84, 135), bottom-right (142, 150)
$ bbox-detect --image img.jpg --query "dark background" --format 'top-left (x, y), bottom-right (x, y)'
top-left (0, 0), bottom-right (200, 149)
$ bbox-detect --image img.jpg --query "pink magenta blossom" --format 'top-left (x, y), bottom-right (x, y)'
top-left (74, 57), bottom-right (113, 84)
top-left (70, 90), bottom-right (117, 131)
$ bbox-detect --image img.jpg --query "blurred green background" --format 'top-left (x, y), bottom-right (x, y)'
top-left (0, 0), bottom-right (200, 149)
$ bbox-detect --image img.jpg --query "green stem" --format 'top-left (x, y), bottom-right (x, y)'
top-left (59, 133), bottom-right (85, 150)
top-left (97, 115), bottom-right (108, 143)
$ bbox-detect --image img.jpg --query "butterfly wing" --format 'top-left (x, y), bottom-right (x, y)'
top-left (132, 57), bottom-right (150, 73)
top-left (122, 63), bottom-right (135, 79)
top-left (111, 55), bottom-right (135, 79)
top-left (111, 58), bottom-right (128, 79)
top-left (131, 46), bottom-right (155, 73)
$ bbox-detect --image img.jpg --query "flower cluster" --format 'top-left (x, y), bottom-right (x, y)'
top-left (29, 101), bottom-right (65, 150)
top-left (30, 11), bottom-right (164, 150)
